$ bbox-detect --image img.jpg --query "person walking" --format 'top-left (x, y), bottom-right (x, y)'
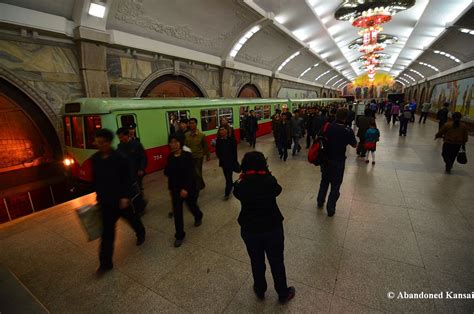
top-left (419, 102), bottom-right (431, 124)
top-left (391, 102), bottom-right (400, 125)
top-left (234, 151), bottom-right (296, 304)
top-left (272, 112), bottom-right (281, 148)
top-left (276, 113), bottom-right (292, 161)
top-left (184, 118), bottom-right (210, 190)
top-left (437, 102), bottom-right (450, 131)
top-left (216, 126), bottom-right (238, 200)
top-left (92, 129), bottom-right (146, 276)
top-left (346, 104), bottom-right (356, 128)
top-left (219, 117), bottom-right (235, 138)
top-left (385, 102), bottom-right (393, 124)
top-left (356, 109), bottom-right (374, 158)
top-left (116, 127), bottom-right (148, 215)
top-left (317, 108), bottom-right (357, 217)
top-left (165, 134), bottom-right (204, 247)
top-left (364, 120), bottom-right (380, 165)
top-left (409, 100), bottom-right (417, 123)
top-left (399, 105), bottom-right (412, 136)
top-left (247, 110), bottom-right (259, 148)
top-left (290, 110), bottom-right (304, 156)
top-left (435, 112), bottom-right (468, 173)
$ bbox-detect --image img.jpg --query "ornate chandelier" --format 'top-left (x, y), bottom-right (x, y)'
top-left (335, 1), bottom-right (415, 83)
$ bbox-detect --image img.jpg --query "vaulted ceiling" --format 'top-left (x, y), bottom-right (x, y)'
top-left (0, 0), bottom-right (473, 90)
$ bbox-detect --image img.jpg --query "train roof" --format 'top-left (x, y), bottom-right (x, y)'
top-left (62, 97), bottom-right (345, 115)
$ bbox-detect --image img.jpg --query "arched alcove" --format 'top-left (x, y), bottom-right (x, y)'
top-left (419, 87), bottom-right (426, 105)
top-left (140, 74), bottom-right (205, 97)
top-left (237, 84), bottom-right (262, 98)
top-left (322, 91), bottom-right (327, 98)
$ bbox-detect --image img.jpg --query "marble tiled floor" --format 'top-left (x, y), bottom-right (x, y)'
top-left (1, 115), bottom-right (473, 313)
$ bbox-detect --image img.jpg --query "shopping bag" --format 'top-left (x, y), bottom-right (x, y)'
top-left (457, 146), bottom-right (467, 164)
top-left (76, 204), bottom-right (102, 241)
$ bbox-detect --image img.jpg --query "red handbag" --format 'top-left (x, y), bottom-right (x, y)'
top-left (364, 142), bottom-right (376, 150)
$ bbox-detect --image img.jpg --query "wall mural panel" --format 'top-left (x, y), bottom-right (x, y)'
top-left (430, 77), bottom-right (473, 118)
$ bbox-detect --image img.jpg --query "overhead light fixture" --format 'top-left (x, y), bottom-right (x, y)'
top-left (459, 28), bottom-right (474, 35)
top-left (88, 2), bottom-right (106, 18)
top-left (230, 25), bottom-right (261, 58)
top-left (419, 61), bottom-right (439, 72)
top-left (326, 75), bottom-right (339, 85)
top-left (277, 51), bottom-right (300, 72)
top-left (398, 77), bottom-right (410, 84)
top-left (409, 69), bottom-right (424, 78)
top-left (332, 78), bottom-right (344, 87)
top-left (299, 63), bottom-right (319, 78)
top-left (395, 80), bottom-right (406, 87)
top-left (433, 50), bottom-right (461, 63)
top-left (403, 73), bottom-right (416, 82)
top-left (315, 70), bottom-right (331, 81)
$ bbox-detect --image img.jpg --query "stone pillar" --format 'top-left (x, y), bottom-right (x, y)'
top-left (77, 41), bottom-right (110, 97)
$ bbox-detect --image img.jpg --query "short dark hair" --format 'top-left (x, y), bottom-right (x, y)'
top-left (189, 118), bottom-right (198, 123)
top-left (179, 118), bottom-right (189, 124)
top-left (168, 133), bottom-right (184, 148)
top-left (443, 102), bottom-right (449, 107)
top-left (95, 128), bottom-right (114, 142)
top-left (336, 108), bottom-right (349, 122)
top-left (241, 151), bottom-right (268, 173)
top-left (249, 110), bottom-right (254, 113)
top-left (116, 127), bottom-right (129, 136)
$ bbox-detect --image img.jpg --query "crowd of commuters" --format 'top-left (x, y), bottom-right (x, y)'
top-left (90, 96), bottom-right (469, 304)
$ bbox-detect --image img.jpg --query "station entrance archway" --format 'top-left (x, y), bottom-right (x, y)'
top-left (141, 74), bottom-right (205, 97)
top-left (238, 84), bottom-right (262, 98)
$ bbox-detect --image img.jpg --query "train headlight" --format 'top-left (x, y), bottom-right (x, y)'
top-left (63, 158), bottom-right (75, 167)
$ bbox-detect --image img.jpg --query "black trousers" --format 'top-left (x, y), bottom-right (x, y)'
top-left (171, 192), bottom-right (203, 240)
top-left (277, 142), bottom-right (288, 160)
top-left (419, 112), bottom-right (429, 123)
top-left (392, 114), bottom-right (398, 124)
top-left (399, 119), bottom-right (409, 135)
top-left (100, 204), bottom-right (146, 268)
top-left (222, 167), bottom-right (233, 196)
top-left (439, 120), bottom-right (447, 131)
top-left (248, 132), bottom-right (257, 147)
top-left (410, 110), bottom-right (415, 122)
top-left (241, 226), bottom-right (289, 298)
top-left (357, 136), bottom-right (366, 157)
top-left (442, 143), bottom-right (462, 171)
top-left (317, 160), bottom-right (345, 214)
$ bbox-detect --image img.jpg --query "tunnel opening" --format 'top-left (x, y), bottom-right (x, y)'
top-left (0, 78), bottom-right (66, 223)
top-left (141, 74), bottom-right (205, 97)
top-left (238, 84), bottom-right (262, 98)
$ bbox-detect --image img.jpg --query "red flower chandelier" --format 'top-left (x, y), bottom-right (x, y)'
top-left (335, 1), bottom-right (415, 83)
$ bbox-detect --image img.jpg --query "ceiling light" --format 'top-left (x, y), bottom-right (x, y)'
top-left (230, 25), bottom-right (261, 58)
top-left (315, 70), bottom-right (331, 81)
top-left (459, 28), bottom-right (474, 35)
top-left (333, 78), bottom-right (344, 86)
top-left (419, 62), bottom-right (439, 72)
top-left (409, 69), bottom-right (424, 78)
top-left (299, 63), bottom-right (319, 78)
top-left (88, 2), bottom-right (106, 18)
top-left (277, 51), bottom-right (300, 72)
top-left (433, 50), bottom-right (461, 63)
top-left (403, 73), bottom-right (416, 82)
top-left (326, 75), bottom-right (338, 85)
top-left (398, 77), bottom-right (410, 84)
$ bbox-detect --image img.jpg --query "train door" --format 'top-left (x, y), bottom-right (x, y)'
top-left (165, 110), bottom-right (189, 135)
top-left (116, 114), bottom-right (140, 140)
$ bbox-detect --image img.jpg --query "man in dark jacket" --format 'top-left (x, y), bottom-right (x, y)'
top-left (216, 126), bottom-right (238, 199)
top-left (290, 110), bottom-right (304, 156)
top-left (246, 110), bottom-right (259, 148)
top-left (92, 129), bottom-right (146, 275)
top-left (276, 113), bottom-right (292, 161)
top-left (317, 109), bottom-right (357, 217)
top-left (437, 102), bottom-right (450, 131)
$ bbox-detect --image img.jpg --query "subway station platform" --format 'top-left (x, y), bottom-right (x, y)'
top-left (1, 116), bottom-right (473, 313)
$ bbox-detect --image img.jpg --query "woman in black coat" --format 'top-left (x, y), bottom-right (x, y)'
top-left (276, 113), bottom-right (292, 161)
top-left (164, 134), bottom-right (203, 248)
top-left (233, 151), bottom-right (295, 304)
top-left (215, 126), bottom-right (238, 199)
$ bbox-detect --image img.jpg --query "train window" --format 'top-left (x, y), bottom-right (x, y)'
top-left (239, 106), bottom-right (249, 128)
top-left (120, 115), bottom-right (135, 128)
top-left (85, 116), bottom-right (102, 149)
top-left (263, 105), bottom-right (271, 119)
top-left (166, 110), bottom-right (189, 134)
top-left (274, 104), bottom-right (280, 112)
top-left (200, 109), bottom-right (217, 131)
top-left (218, 108), bottom-right (233, 126)
top-left (254, 105), bottom-right (263, 119)
top-left (71, 116), bottom-right (85, 149)
top-left (63, 116), bottom-right (71, 146)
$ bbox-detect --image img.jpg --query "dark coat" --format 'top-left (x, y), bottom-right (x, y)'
top-left (234, 173), bottom-right (284, 234)
top-left (164, 151), bottom-right (197, 195)
top-left (247, 116), bottom-right (259, 133)
top-left (117, 139), bottom-right (147, 181)
top-left (216, 136), bottom-right (237, 169)
top-left (92, 150), bottom-right (132, 206)
top-left (276, 120), bottom-right (292, 147)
